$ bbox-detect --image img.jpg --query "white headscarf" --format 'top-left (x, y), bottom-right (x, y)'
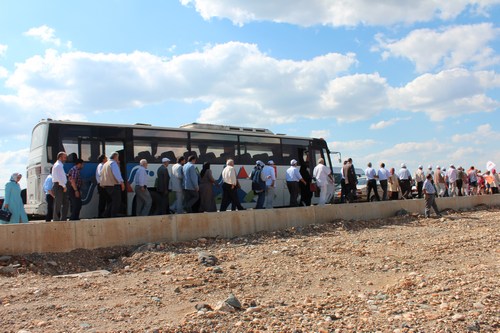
top-left (10, 173), bottom-right (20, 182)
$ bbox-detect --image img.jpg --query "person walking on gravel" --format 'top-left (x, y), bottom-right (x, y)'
top-left (423, 173), bottom-right (441, 218)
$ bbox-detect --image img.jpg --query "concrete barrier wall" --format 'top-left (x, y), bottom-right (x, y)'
top-left (1, 195), bottom-right (499, 255)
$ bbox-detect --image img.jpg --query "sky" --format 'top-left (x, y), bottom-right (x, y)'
top-left (0, 0), bottom-right (499, 190)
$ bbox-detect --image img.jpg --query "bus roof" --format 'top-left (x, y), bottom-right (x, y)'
top-left (35, 119), bottom-right (327, 143)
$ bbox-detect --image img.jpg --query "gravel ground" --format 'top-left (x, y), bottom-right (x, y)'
top-left (0, 206), bottom-right (498, 333)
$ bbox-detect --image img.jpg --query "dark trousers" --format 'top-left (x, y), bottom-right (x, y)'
top-left (255, 190), bottom-right (265, 209)
top-left (366, 179), bottom-right (380, 201)
top-left (287, 181), bottom-right (300, 207)
top-left (457, 179), bottom-right (463, 196)
top-left (379, 179), bottom-right (388, 201)
top-left (390, 191), bottom-right (399, 200)
top-left (45, 194), bottom-right (54, 221)
top-left (424, 193), bottom-right (440, 217)
top-left (67, 187), bottom-right (82, 220)
top-left (400, 179), bottom-right (411, 199)
top-left (220, 183), bottom-right (244, 211)
top-left (97, 185), bottom-right (111, 218)
top-left (183, 189), bottom-right (199, 213)
top-left (417, 181), bottom-right (424, 198)
top-left (53, 183), bottom-right (69, 221)
top-left (105, 185), bottom-right (122, 218)
top-left (345, 183), bottom-right (357, 202)
top-left (340, 179), bottom-right (347, 203)
top-left (299, 182), bottom-right (312, 206)
top-left (157, 191), bottom-right (170, 215)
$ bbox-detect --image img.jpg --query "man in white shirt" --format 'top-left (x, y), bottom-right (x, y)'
top-left (51, 151), bottom-right (69, 221)
top-left (134, 159), bottom-right (152, 216)
top-left (171, 156), bottom-right (185, 214)
top-left (96, 154), bottom-right (110, 218)
top-left (398, 163), bottom-right (412, 199)
top-left (220, 159), bottom-right (245, 211)
top-left (313, 158), bottom-right (332, 205)
top-left (414, 165), bottom-right (426, 199)
top-left (286, 159), bottom-right (306, 207)
top-left (365, 162), bottom-right (380, 202)
top-left (262, 160), bottom-right (276, 209)
top-left (377, 163), bottom-right (390, 201)
top-left (445, 164), bottom-right (458, 197)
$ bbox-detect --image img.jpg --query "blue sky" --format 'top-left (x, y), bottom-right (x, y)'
top-left (0, 0), bottom-right (499, 188)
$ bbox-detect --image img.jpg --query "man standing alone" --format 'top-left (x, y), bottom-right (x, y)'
top-left (156, 157), bottom-right (171, 214)
top-left (423, 173), bottom-right (441, 218)
top-left (52, 152), bottom-right (69, 221)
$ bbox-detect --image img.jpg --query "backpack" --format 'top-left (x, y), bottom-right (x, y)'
top-left (251, 167), bottom-right (266, 193)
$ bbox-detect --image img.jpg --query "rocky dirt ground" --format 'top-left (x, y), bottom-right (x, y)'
top-left (0, 206), bottom-right (498, 333)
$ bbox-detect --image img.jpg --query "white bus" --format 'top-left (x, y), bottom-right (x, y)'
top-left (25, 120), bottom-right (334, 218)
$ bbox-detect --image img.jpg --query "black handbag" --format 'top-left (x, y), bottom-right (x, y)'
top-left (0, 209), bottom-right (12, 222)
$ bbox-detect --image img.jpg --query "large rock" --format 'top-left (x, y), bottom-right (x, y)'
top-left (198, 252), bottom-right (218, 266)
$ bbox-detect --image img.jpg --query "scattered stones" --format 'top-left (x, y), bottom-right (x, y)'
top-left (0, 208), bottom-right (498, 332)
top-left (197, 252), bottom-right (218, 266)
top-left (0, 255), bottom-right (12, 263)
top-left (224, 293), bottom-right (242, 310)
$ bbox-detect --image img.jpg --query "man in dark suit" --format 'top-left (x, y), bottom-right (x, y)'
top-left (156, 158), bottom-right (171, 214)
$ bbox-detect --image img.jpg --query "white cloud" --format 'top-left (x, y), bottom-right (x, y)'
top-left (180, 0), bottom-right (499, 27)
top-left (24, 25), bottom-right (62, 46)
top-left (452, 124), bottom-right (500, 144)
top-left (310, 130), bottom-right (330, 139)
top-left (0, 66), bottom-right (8, 79)
top-left (389, 68), bottom-right (500, 121)
top-left (375, 23), bottom-right (500, 72)
top-left (3, 43), bottom-right (359, 128)
top-left (330, 139), bottom-right (376, 152)
top-left (0, 149), bottom-right (29, 190)
top-left (0, 44), bottom-right (7, 57)
top-left (369, 117), bottom-right (409, 130)
top-left (320, 73), bottom-right (389, 122)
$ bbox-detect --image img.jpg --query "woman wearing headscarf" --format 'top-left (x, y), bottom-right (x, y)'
top-left (2, 173), bottom-right (28, 224)
top-left (198, 162), bottom-right (217, 212)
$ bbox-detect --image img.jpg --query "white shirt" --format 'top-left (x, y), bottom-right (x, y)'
top-left (313, 164), bottom-right (331, 187)
top-left (415, 169), bottom-right (425, 182)
top-left (52, 160), bottom-right (67, 188)
top-left (222, 165), bottom-right (237, 185)
top-left (378, 168), bottom-right (389, 181)
top-left (286, 166), bottom-right (302, 182)
top-left (398, 168), bottom-right (411, 180)
top-left (262, 165), bottom-right (276, 187)
top-left (171, 163), bottom-right (184, 191)
top-left (365, 167), bottom-right (376, 180)
top-left (446, 168), bottom-right (457, 183)
top-left (96, 162), bottom-right (104, 184)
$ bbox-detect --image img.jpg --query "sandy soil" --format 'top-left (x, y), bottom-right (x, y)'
top-left (0, 206), bottom-right (498, 333)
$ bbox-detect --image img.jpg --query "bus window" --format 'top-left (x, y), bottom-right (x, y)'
top-left (239, 136), bottom-right (281, 165)
top-left (190, 132), bottom-right (238, 164)
top-left (80, 140), bottom-right (103, 162)
top-left (156, 141), bottom-right (186, 163)
top-left (62, 138), bottom-right (79, 163)
top-left (134, 140), bottom-right (156, 162)
top-left (105, 141), bottom-right (124, 158)
top-left (282, 138), bottom-right (309, 165)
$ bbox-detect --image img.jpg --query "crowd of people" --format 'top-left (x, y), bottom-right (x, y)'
top-left (1, 151), bottom-right (499, 224)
